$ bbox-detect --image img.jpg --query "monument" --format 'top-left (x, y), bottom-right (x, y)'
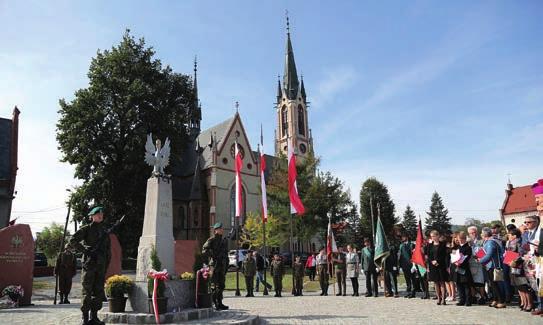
top-left (0, 223), bottom-right (34, 306)
top-left (131, 134), bottom-right (176, 312)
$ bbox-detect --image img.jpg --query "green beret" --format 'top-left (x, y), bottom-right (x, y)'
top-left (212, 222), bottom-right (223, 229)
top-left (88, 206), bottom-right (104, 216)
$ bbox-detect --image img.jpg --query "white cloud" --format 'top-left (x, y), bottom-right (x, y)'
top-left (310, 66), bottom-right (357, 110)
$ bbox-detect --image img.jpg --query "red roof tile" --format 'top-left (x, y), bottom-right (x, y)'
top-left (503, 185), bottom-right (537, 215)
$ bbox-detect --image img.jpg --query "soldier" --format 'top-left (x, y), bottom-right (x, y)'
top-left (55, 245), bottom-right (77, 304)
top-left (293, 255), bottom-right (304, 296)
top-left (242, 250), bottom-right (256, 297)
top-left (68, 206), bottom-right (111, 325)
top-left (333, 247), bottom-right (347, 296)
top-left (270, 254), bottom-right (284, 297)
top-left (202, 222), bottom-right (230, 310)
top-left (316, 248), bottom-right (329, 296)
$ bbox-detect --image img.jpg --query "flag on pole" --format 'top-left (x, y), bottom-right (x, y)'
top-left (235, 141), bottom-right (243, 218)
top-left (411, 218), bottom-right (427, 269)
top-left (260, 145), bottom-right (268, 223)
top-left (287, 139), bottom-right (305, 215)
top-left (374, 216), bottom-right (390, 268)
top-left (326, 214), bottom-right (338, 259)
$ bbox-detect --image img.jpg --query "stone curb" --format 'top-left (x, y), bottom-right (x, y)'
top-left (99, 307), bottom-right (214, 323)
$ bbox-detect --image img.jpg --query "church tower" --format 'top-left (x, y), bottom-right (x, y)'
top-left (275, 16), bottom-right (313, 157)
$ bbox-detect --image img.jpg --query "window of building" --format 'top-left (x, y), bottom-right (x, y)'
top-left (281, 106), bottom-right (288, 137)
top-left (298, 105), bottom-right (305, 136)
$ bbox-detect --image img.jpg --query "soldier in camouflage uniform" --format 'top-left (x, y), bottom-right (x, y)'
top-left (202, 222), bottom-right (230, 310)
top-left (242, 250), bottom-right (256, 297)
top-left (55, 245), bottom-right (77, 304)
top-left (293, 255), bottom-right (305, 296)
top-left (68, 206), bottom-right (111, 325)
top-left (270, 254), bottom-right (284, 297)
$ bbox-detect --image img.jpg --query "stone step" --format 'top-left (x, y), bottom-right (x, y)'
top-left (100, 307), bottom-right (214, 324)
top-left (182, 309), bottom-right (260, 325)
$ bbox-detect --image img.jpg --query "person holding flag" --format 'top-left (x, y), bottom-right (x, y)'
top-left (412, 218), bottom-right (430, 300)
top-left (374, 216), bottom-right (390, 295)
top-left (361, 238), bottom-right (379, 297)
top-left (316, 247), bottom-right (329, 296)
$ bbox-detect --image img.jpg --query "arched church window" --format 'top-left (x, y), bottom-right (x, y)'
top-left (281, 106), bottom-right (288, 137)
top-left (298, 105), bottom-right (305, 136)
top-left (230, 184), bottom-right (247, 229)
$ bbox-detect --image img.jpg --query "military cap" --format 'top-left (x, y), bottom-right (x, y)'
top-left (88, 206), bottom-right (104, 216)
top-left (212, 222), bottom-right (223, 229)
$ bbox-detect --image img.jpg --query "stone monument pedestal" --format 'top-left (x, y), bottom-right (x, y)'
top-left (132, 175), bottom-right (175, 312)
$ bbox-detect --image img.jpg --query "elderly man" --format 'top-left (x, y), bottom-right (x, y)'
top-left (467, 225), bottom-right (488, 304)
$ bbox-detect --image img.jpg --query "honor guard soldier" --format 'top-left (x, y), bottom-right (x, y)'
top-left (242, 250), bottom-right (256, 297)
top-left (68, 206), bottom-right (111, 325)
top-left (316, 248), bottom-right (329, 296)
top-left (202, 222), bottom-right (230, 310)
top-left (55, 245), bottom-right (77, 304)
top-left (293, 255), bottom-right (305, 296)
top-left (270, 254), bottom-right (284, 297)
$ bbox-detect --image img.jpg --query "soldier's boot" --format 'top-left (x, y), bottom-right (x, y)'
top-left (81, 311), bottom-right (89, 325)
top-left (90, 311), bottom-right (105, 325)
top-left (64, 295), bottom-right (70, 304)
top-left (58, 294), bottom-right (64, 304)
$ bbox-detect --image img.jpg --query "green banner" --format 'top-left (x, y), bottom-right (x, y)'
top-left (374, 216), bottom-right (390, 268)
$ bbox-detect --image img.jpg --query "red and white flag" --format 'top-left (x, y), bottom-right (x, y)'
top-left (288, 139), bottom-right (305, 215)
top-left (326, 214), bottom-right (338, 258)
top-left (260, 145), bottom-right (268, 223)
top-left (235, 141), bottom-right (243, 218)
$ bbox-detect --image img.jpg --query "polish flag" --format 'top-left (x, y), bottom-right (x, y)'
top-left (260, 146), bottom-right (268, 223)
top-left (288, 139), bottom-right (305, 215)
top-left (411, 218), bottom-right (427, 269)
top-left (235, 141), bottom-right (243, 218)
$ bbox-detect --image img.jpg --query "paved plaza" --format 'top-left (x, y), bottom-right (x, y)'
top-left (1, 273), bottom-right (542, 324)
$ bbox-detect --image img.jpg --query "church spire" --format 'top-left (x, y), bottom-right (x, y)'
top-left (193, 56), bottom-right (199, 106)
top-left (189, 56), bottom-right (201, 138)
top-left (283, 12), bottom-right (299, 100)
top-left (276, 75), bottom-right (282, 100)
top-left (300, 74), bottom-right (306, 100)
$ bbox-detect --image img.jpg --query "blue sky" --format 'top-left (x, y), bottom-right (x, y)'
top-left (1, 1), bottom-right (542, 233)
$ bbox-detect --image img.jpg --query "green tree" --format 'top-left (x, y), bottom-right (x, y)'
top-left (56, 30), bottom-right (194, 257)
top-left (401, 205), bottom-right (417, 240)
top-left (359, 178), bottom-right (397, 241)
top-left (241, 212), bottom-right (288, 249)
top-left (425, 192), bottom-right (451, 235)
top-left (36, 223), bottom-right (68, 264)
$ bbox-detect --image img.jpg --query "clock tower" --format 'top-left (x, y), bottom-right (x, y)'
top-left (274, 16), bottom-right (313, 158)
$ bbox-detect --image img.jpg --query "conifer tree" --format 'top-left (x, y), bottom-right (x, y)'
top-left (401, 205), bottom-right (417, 240)
top-left (425, 192), bottom-right (451, 235)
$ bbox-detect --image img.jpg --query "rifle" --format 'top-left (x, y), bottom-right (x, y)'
top-left (82, 215), bottom-right (125, 268)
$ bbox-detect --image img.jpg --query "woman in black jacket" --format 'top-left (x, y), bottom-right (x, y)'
top-left (455, 231), bottom-right (473, 306)
top-left (428, 230), bottom-right (449, 305)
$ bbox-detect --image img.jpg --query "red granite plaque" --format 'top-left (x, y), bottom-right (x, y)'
top-left (105, 233), bottom-right (122, 279)
top-left (0, 224), bottom-right (34, 305)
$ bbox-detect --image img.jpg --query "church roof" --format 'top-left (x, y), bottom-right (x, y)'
top-left (198, 117), bottom-right (235, 169)
top-left (501, 184), bottom-right (537, 215)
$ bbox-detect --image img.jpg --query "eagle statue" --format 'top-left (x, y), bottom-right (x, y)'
top-left (144, 133), bottom-right (171, 175)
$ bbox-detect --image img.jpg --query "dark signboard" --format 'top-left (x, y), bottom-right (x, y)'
top-left (0, 118), bottom-right (12, 180)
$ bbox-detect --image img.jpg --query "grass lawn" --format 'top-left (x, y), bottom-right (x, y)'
top-left (33, 280), bottom-right (54, 290)
top-left (225, 269), bottom-right (336, 292)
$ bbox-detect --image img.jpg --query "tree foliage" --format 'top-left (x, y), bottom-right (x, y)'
top-left (56, 30), bottom-right (194, 257)
top-left (401, 205), bottom-right (417, 240)
top-left (425, 192), bottom-right (452, 235)
top-left (36, 223), bottom-right (68, 264)
top-left (266, 152), bottom-right (358, 249)
top-left (241, 212), bottom-right (287, 249)
top-left (359, 178), bottom-right (397, 241)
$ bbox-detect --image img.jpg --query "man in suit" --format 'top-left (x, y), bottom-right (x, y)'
top-left (399, 233), bottom-right (417, 298)
top-left (361, 238), bottom-right (378, 297)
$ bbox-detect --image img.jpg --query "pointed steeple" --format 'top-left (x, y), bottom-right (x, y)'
top-left (190, 56), bottom-right (201, 138)
top-left (300, 75), bottom-right (306, 100)
top-left (193, 56), bottom-right (198, 105)
top-left (283, 13), bottom-right (299, 100)
top-left (276, 75), bottom-right (282, 100)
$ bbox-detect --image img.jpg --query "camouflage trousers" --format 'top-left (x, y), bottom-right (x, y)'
top-left (80, 264), bottom-right (106, 313)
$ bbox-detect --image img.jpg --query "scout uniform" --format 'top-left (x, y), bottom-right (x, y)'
top-left (242, 253), bottom-right (256, 297)
top-left (68, 206), bottom-right (110, 325)
top-left (293, 259), bottom-right (305, 296)
top-left (316, 251), bottom-right (329, 296)
top-left (270, 257), bottom-right (284, 297)
top-left (345, 250), bottom-right (360, 296)
top-left (399, 238), bottom-right (417, 297)
top-left (361, 246), bottom-right (378, 297)
top-left (55, 247), bottom-right (77, 304)
top-left (202, 222), bottom-right (230, 310)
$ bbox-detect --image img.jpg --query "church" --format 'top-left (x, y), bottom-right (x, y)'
top-left (171, 19), bottom-right (314, 250)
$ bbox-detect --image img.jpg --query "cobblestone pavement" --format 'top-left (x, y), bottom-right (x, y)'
top-left (1, 274), bottom-right (543, 324)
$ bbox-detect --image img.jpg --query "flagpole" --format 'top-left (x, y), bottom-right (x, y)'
top-left (290, 212), bottom-right (296, 295)
top-left (234, 136), bottom-right (241, 297)
top-left (369, 193), bottom-right (375, 242)
top-left (258, 139), bottom-right (269, 296)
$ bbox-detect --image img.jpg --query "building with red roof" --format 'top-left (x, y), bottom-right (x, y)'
top-left (500, 182), bottom-right (537, 227)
